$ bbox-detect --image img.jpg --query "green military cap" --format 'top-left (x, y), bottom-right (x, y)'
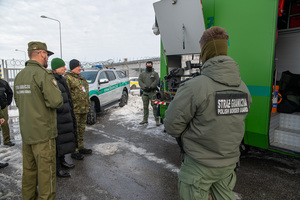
top-left (27, 41), bottom-right (54, 56)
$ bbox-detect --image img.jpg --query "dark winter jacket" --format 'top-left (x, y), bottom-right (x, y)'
top-left (54, 73), bottom-right (77, 157)
top-left (138, 68), bottom-right (159, 93)
top-left (164, 56), bottom-right (252, 168)
top-left (0, 78), bottom-right (13, 109)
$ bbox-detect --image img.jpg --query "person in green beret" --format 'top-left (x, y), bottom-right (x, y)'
top-left (51, 58), bottom-right (77, 178)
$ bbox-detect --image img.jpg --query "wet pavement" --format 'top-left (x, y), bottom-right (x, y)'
top-left (0, 100), bottom-right (300, 199)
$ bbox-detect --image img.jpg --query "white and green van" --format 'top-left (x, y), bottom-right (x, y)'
top-left (81, 68), bottom-right (130, 124)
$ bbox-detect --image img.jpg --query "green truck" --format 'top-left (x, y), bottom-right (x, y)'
top-left (152, 0), bottom-right (300, 157)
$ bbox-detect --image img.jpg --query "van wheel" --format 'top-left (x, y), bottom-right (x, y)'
top-left (87, 101), bottom-right (97, 125)
top-left (119, 91), bottom-right (128, 107)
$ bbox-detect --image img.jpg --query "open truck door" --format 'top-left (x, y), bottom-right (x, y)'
top-left (153, 0), bottom-right (300, 157)
top-left (153, 0), bottom-right (206, 120)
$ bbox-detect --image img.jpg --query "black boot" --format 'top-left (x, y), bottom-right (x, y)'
top-left (79, 148), bottom-right (92, 154)
top-left (71, 152), bottom-right (84, 160)
top-left (4, 141), bottom-right (15, 147)
top-left (0, 162), bottom-right (8, 169)
top-left (62, 160), bottom-right (75, 169)
top-left (57, 169), bottom-right (71, 178)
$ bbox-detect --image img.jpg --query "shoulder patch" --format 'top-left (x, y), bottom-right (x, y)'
top-left (52, 79), bottom-right (58, 86)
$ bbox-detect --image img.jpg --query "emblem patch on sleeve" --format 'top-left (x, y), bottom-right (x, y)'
top-left (215, 92), bottom-right (249, 115)
top-left (52, 79), bottom-right (58, 86)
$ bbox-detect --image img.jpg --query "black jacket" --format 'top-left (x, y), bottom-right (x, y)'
top-left (54, 73), bottom-right (77, 157)
top-left (0, 78), bottom-right (13, 109)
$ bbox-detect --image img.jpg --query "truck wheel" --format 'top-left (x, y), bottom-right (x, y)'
top-left (87, 101), bottom-right (97, 125)
top-left (119, 91), bottom-right (128, 107)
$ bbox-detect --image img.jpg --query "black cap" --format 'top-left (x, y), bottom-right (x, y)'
top-left (69, 59), bottom-right (81, 70)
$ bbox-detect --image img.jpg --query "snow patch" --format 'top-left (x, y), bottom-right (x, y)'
top-left (90, 128), bottom-right (180, 174)
top-left (93, 142), bottom-right (121, 156)
top-left (108, 94), bottom-right (176, 144)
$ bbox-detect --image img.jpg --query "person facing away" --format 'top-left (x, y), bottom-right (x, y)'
top-left (164, 26), bottom-right (252, 200)
top-left (0, 108), bottom-right (9, 169)
top-left (14, 41), bottom-right (63, 200)
top-left (0, 77), bottom-right (14, 146)
top-left (138, 61), bottom-right (160, 126)
top-left (65, 59), bottom-right (91, 160)
top-left (51, 58), bottom-right (77, 178)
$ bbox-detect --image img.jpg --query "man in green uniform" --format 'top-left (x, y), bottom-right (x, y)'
top-left (138, 61), bottom-right (160, 126)
top-left (65, 59), bottom-right (91, 160)
top-left (0, 77), bottom-right (14, 146)
top-left (14, 41), bottom-right (63, 200)
top-left (0, 108), bottom-right (9, 169)
top-left (164, 27), bottom-right (252, 200)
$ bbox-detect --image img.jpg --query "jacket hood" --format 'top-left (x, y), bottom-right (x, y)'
top-left (201, 56), bottom-right (241, 87)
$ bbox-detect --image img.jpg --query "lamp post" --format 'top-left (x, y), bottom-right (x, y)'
top-left (15, 49), bottom-right (27, 61)
top-left (41, 15), bottom-right (62, 59)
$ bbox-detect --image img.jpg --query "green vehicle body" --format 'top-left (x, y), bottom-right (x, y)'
top-left (155, 0), bottom-right (300, 157)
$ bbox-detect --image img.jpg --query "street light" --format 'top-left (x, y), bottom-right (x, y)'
top-left (15, 49), bottom-right (27, 61)
top-left (41, 15), bottom-right (62, 59)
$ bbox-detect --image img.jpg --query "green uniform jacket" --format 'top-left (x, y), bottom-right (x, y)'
top-left (14, 60), bottom-right (63, 144)
top-left (65, 72), bottom-right (91, 114)
top-left (0, 109), bottom-right (3, 118)
top-left (164, 56), bottom-right (252, 168)
top-left (138, 69), bottom-right (159, 94)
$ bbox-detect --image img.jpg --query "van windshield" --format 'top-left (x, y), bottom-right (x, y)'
top-left (81, 71), bottom-right (98, 84)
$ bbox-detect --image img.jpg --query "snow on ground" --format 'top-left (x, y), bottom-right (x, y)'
top-left (89, 91), bottom-right (179, 173)
top-left (0, 91), bottom-right (178, 198)
top-left (90, 127), bottom-right (180, 174)
top-left (107, 92), bottom-right (175, 144)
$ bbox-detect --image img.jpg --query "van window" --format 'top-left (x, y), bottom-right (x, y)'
top-left (116, 71), bottom-right (127, 78)
top-left (106, 71), bottom-right (116, 81)
top-left (81, 71), bottom-right (98, 84)
top-left (99, 72), bottom-right (108, 81)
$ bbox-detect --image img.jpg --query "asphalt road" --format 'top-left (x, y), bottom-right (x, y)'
top-left (58, 110), bottom-right (300, 200)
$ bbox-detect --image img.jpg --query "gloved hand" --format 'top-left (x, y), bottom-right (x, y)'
top-left (143, 87), bottom-right (151, 92)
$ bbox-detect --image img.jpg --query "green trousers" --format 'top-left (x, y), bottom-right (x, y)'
top-left (142, 92), bottom-right (158, 121)
top-left (178, 154), bottom-right (237, 200)
top-left (1, 106), bottom-right (11, 144)
top-left (75, 113), bottom-right (87, 151)
top-left (22, 138), bottom-right (56, 200)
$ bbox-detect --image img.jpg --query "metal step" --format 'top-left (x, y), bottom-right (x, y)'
top-left (269, 113), bottom-right (300, 153)
top-left (279, 112), bottom-right (300, 131)
top-left (272, 128), bottom-right (300, 153)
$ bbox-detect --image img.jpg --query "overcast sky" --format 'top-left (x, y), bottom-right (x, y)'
top-left (0, 0), bottom-right (160, 64)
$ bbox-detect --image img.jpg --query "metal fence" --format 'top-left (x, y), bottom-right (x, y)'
top-left (1, 59), bottom-right (25, 108)
top-left (0, 57), bottom-right (161, 107)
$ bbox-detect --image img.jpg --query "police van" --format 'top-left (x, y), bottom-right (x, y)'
top-left (81, 68), bottom-right (130, 124)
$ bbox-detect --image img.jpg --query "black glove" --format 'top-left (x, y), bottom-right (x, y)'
top-left (176, 137), bottom-right (185, 154)
top-left (143, 87), bottom-right (151, 92)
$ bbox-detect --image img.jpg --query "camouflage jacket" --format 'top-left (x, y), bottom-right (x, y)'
top-left (65, 71), bottom-right (91, 114)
